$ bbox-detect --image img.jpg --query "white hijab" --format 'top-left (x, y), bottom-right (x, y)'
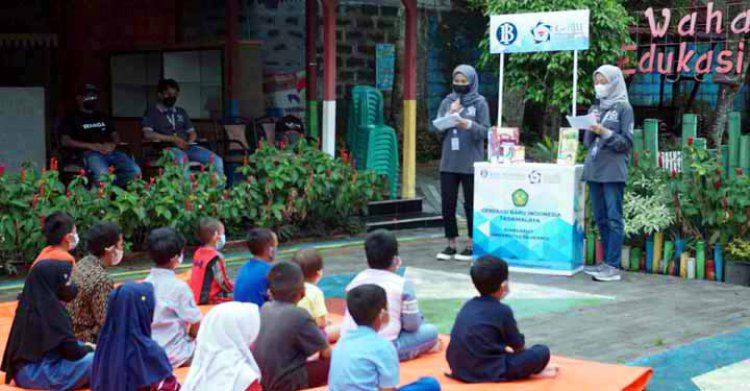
top-left (594, 64), bottom-right (629, 110)
top-left (183, 302), bottom-right (261, 391)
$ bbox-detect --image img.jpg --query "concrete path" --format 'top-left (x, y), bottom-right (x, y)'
top-left (255, 227), bottom-right (750, 366)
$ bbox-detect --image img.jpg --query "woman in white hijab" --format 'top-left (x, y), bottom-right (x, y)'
top-left (582, 64), bottom-right (634, 283)
top-left (183, 302), bottom-right (261, 391)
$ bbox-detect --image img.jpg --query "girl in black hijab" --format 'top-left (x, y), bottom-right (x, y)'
top-left (2, 260), bottom-right (94, 390)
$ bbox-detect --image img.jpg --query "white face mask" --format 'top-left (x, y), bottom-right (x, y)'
top-left (109, 247), bottom-right (123, 266)
top-left (69, 233), bottom-right (80, 251)
top-left (595, 84), bottom-right (610, 99)
top-left (392, 256), bottom-right (402, 271)
top-left (217, 234), bottom-right (226, 250)
top-left (177, 253), bottom-right (184, 265)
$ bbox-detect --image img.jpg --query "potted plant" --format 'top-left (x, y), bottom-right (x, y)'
top-left (724, 238), bottom-right (750, 286)
top-left (623, 151), bottom-right (675, 272)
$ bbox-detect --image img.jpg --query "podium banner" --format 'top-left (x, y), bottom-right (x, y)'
top-left (473, 163), bottom-right (585, 275)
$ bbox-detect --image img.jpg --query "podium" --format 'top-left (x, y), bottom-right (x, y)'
top-left (473, 162), bottom-right (585, 275)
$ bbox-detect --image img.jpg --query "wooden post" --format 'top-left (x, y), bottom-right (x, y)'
top-left (401, 0), bottom-right (417, 199)
top-left (321, 0), bottom-right (337, 156)
top-left (305, 0), bottom-right (319, 138)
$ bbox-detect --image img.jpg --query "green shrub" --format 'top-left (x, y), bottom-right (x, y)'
top-left (0, 141), bottom-right (384, 274)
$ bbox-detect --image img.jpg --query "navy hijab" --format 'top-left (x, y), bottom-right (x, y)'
top-left (445, 64), bottom-right (483, 107)
top-left (91, 282), bottom-right (173, 391)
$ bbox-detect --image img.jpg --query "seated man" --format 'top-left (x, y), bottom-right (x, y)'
top-left (141, 79), bottom-right (224, 176)
top-left (61, 84), bottom-right (141, 187)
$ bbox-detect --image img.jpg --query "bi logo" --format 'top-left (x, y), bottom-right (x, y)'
top-left (496, 22), bottom-right (518, 46)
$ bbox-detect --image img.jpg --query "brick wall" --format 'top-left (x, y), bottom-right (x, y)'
top-left (178, 0), bottom-right (491, 153)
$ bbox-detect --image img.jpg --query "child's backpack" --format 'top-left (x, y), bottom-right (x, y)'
top-left (275, 115), bottom-right (305, 148)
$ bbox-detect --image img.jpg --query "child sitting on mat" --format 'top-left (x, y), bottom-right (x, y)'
top-left (253, 261), bottom-right (331, 390)
top-left (447, 255), bottom-right (555, 382)
top-left (33, 211), bottom-right (78, 268)
top-left (292, 248), bottom-right (340, 343)
top-left (145, 227), bottom-right (203, 368)
top-left (234, 228), bottom-right (278, 307)
top-left (329, 284), bottom-right (441, 391)
top-left (190, 217), bottom-right (233, 304)
top-left (340, 229), bottom-right (440, 362)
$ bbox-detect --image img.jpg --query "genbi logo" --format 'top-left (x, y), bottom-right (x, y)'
top-left (531, 21), bottom-right (551, 44)
top-left (496, 22), bottom-right (518, 46)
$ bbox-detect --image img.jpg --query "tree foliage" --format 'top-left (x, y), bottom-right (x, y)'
top-left (469, 0), bottom-right (634, 114)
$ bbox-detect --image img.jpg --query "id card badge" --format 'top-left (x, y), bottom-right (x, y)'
top-left (451, 137), bottom-right (460, 151)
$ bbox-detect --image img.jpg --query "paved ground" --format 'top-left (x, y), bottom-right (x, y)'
top-left (1, 225), bottom-right (748, 389)
top-left (264, 228), bottom-right (750, 365)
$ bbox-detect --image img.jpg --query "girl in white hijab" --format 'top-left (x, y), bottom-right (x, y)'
top-left (183, 302), bottom-right (261, 391)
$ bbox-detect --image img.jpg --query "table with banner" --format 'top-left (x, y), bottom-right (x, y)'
top-left (473, 162), bottom-right (586, 275)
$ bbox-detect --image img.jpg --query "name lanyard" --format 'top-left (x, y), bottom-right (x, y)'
top-left (166, 111), bottom-right (176, 132)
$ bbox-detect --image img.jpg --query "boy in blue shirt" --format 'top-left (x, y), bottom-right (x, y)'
top-left (329, 284), bottom-right (440, 391)
top-left (234, 228), bottom-right (278, 306)
top-left (447, 255), bottom-right (554, 382)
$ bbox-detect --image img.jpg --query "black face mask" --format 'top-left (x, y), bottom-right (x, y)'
top-left (162, 96), bottom-right (177, 108)
top-left (57, 282), bottom-right (79, 303)
top-left (82, 99), bottom-right (98, 112)
top-left (453, 84), bottom-right (470, 94)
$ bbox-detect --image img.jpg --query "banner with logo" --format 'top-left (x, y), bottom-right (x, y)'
top-left (473, 163), bottom-right (585, 275)
top-left (376, 43), bottom-right (396, 91)
top-left (490, 10), bottom-right (590, 54)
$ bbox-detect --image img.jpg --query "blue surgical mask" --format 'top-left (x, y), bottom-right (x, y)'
top-left (217, 234), bottom-right (226, 250)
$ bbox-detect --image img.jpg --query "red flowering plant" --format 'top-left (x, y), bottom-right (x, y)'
top-left (0, 142), bottom-right (384, 273)
top-left (671, 142), bottom-right (732, 245)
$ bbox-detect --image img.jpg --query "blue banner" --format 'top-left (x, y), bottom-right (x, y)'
top-left (376, 43), bottom-right (395, 91)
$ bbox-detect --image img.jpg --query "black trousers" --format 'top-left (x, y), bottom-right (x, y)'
top-left (440, 172), bottom-right (474, 239)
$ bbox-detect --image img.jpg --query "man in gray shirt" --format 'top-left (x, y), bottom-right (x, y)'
top-left (142, 79), bottom-right (224, 176)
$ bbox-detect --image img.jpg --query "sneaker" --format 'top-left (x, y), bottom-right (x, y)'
top-left (454, 248), bottom-right (473, 262)
top-left (437, 247), bottom-right (456, 261)
top-left (583, 263), bottom-right (606, 276)
top-left (592, 265), bottom-right (622, 282)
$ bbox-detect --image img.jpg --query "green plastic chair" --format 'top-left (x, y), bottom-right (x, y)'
top-left (366, 124), bottom-right (400, 199)
top-left (347, 86), bottom-right (385, 169)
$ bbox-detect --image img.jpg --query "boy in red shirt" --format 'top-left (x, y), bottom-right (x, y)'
top-left (190, 218), bottom-right (233, 304)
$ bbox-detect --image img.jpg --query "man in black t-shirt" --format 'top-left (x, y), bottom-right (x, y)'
top-left (61, 84), bottom-right (141, 187)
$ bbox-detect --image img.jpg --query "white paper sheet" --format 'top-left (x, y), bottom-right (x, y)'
top-left (432, 112), bottom-right (462, 130)
top-left (565, 113), bottom-right (598, 130)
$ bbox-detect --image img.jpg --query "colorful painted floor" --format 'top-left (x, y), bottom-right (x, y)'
top-left (319, 266), bottom-right (614, 334)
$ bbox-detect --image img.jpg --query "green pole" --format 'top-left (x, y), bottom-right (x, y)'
top-left (644, 119), bottom-right (659, 165)
top-left (682, 114), bottom-right (698, 147)
top-left (728, 112), bottom-right (741, 178)
top-left (632, 128), bottom-right (644, 165)
top-left (741, 134), bottom-right (750, 173)
top-left (306, 100), bottom-right (319, 139)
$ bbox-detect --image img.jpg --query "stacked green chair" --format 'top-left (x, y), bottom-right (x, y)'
top-left (347, 86), bottom-right (384, 170)
top-left (365, 124), bottom-right (400, 199)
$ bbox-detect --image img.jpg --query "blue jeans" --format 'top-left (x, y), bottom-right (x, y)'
top-left (15, 352), bottom-right (94, 390)
top-left (84, 151), bottom-right (141, 187)
top-left (169, 146), bottom-right (224, 176)
top-left (398, 377), bottom-right (441, 391)
top-left (505, 344), bottom-right (551, 380)
top-left (589, 182), bottom-right (625, 268)
top-left (393, 323), bottom-right (439, 362)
